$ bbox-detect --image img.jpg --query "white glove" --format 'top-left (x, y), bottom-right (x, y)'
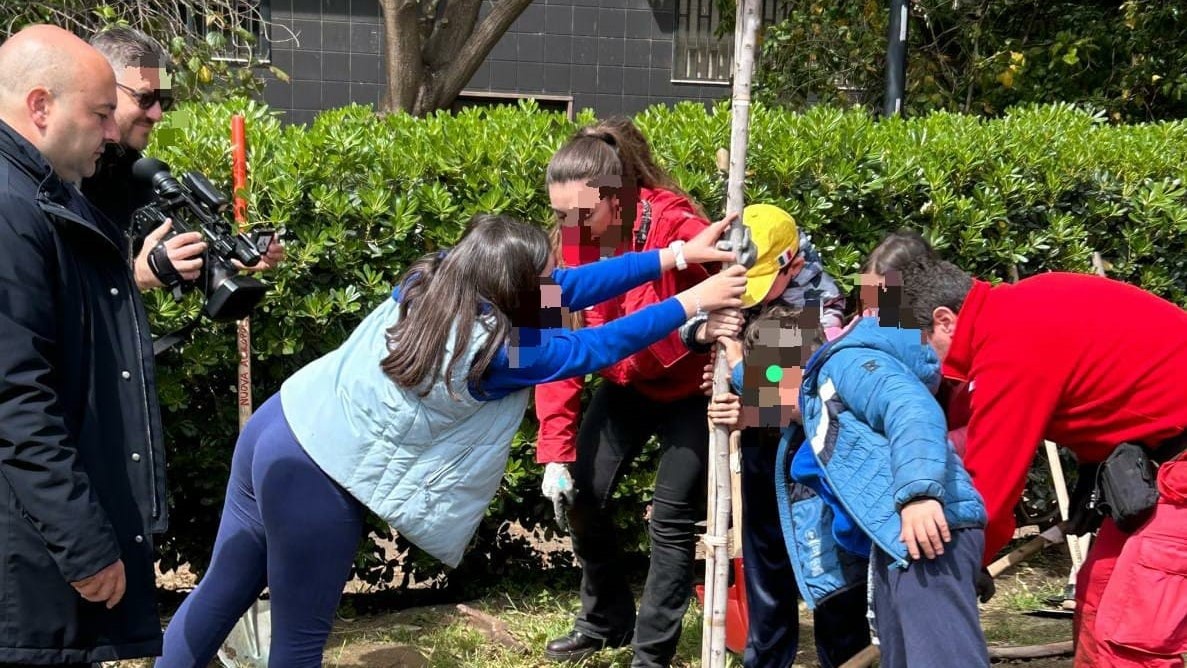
top-left (542, 462), bottom-right (576, 505)
top-left (542, 462), bottom-right (576, 532)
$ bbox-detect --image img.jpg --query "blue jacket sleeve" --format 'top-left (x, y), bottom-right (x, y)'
top-left (551, 250), bottom-right (662, 310)
top-left (391, 250), bottom-right (661, 309)
top-left (822, 348), bottom-right (950, 509)
top-left (474, 298), bottom-right (687, 399)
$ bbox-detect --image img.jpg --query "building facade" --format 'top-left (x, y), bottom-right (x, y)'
top-left (256, 0), bottom-right (750, 123)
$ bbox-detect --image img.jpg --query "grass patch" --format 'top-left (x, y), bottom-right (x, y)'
top-left (318, 582), bottom-right (744, 668)
top-left (998, 576), bottom-right (1066, 613)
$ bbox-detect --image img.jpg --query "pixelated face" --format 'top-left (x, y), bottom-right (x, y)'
top-left (857, 269), bottom-right (914, 329)
top-left (506, 273), bottom-right (571, 368)
top-left (39, 69), bottom-right (119, 183)
top-left (857, 271), bottom-right (886, 315)
top-left (549, 178), bottom-right (623, 266)
top-left (114, 65), bottom-right (171, 151)
top-left (741, 318), bottom-right (819, 427)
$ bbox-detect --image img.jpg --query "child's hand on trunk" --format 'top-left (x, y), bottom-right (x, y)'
top-left (707, 392), bottom-right (742, 427)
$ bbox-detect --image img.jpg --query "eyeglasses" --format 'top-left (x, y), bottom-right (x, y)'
top-left (116, 83), bottom-right (174, 112)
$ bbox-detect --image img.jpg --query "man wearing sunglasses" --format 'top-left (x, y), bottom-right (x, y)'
top-left (82, 26), bottom-right (282, 294)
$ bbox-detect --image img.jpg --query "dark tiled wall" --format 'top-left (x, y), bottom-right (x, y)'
top-left (264, 0), bottom-right (728, 124)
top-left (467, 0), bottom-right (728, 117)
top-left (265, 0), bottom-right (386, 126)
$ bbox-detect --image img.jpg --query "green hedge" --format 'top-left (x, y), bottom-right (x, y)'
top-left (147, 100), bottom-right (1187, 592)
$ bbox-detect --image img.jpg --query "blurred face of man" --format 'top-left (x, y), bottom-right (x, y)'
top-left (114, 65), bottom-right (168, 151)
top-left (34, 69), bottom-right (119, 183)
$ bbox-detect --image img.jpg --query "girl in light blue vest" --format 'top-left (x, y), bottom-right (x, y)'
top-left (157, 213), bottom-right (746, 668)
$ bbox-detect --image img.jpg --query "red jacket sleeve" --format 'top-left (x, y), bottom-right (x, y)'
top-left (534, 376), bottom-right (583, 463)
top-left (962, 346), bottom-right (1063, 563)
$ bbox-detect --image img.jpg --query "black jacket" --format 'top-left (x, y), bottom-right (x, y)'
top-left (0, 121), bottom-right (166, 663)
top-left (82, 144), bottom-right (153, 248)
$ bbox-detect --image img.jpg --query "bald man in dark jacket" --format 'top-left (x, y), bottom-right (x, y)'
top-left (0, 25), bottom-right (168, 665)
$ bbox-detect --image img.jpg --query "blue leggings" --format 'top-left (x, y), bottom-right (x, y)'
top-left (157, 394), bottom-right (365, 668)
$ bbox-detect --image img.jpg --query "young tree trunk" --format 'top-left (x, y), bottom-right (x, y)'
top-left (379, 0), bottom-right (424, 112)
top-left (378, 0), bottom-right (535, 116)
top-left (702, 0), bottom-right (761, 665)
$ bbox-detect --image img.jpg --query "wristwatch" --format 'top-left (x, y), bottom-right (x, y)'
top-left (669, 240), bottom-right (688, 271)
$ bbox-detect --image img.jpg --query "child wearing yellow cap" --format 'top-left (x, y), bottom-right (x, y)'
top-left (681, 204), bottom-right (866, 668)
top-left (680, 203), bottom-right (845, 352)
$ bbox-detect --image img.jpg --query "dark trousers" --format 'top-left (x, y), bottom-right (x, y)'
top-left (739, 427), bottom-right (870, 668)
top-left (871, 527), bottom-right (989, 668)
top-left (568, 382), bottom-right (709, 668)
top-left (157, 395), bottom-right (365, 668)
top-left (0, 664), bottom-right (94, 667)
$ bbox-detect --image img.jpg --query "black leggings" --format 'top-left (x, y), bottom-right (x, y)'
top-left (567, 381), bottom-right (709, 668)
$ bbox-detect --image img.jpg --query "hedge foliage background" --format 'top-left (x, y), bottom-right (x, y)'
top-left (147, 100), bottom-right (1187, 595)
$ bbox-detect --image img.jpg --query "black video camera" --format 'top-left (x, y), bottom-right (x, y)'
top-left (131, 157), bottom-right (269, 321)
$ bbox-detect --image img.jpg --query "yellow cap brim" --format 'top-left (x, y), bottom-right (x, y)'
top-left (741, 266), bottom-right (779, 309)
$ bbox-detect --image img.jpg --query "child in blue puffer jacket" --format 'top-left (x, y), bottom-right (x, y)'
top-left (709, 311), bottom-right (990, 668)
top-left (683, 204), bottom-right (867, 668)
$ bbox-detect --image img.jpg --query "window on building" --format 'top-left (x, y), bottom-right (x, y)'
top-left (452, 92), bottom-right (575, 121)
top-left (182, 0), bottom-right (272, 63)
top-left (672, 0), bottom-right (787, 85)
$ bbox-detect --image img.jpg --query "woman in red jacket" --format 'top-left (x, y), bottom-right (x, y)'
top-left (536, 117), bottom-right (716, 667)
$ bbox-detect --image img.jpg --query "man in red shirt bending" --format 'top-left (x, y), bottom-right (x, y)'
top-left (901, 256), bottom-right (1187, 668)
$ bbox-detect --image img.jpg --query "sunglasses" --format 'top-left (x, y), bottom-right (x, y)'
top-left (117, 83), bottom-right (174, 112)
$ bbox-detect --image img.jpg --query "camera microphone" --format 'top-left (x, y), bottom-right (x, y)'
top-left (132, 157), bottom-right (185, 199)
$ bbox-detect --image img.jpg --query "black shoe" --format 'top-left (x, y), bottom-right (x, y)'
top-left (544, 629), bottom-right (631, 662)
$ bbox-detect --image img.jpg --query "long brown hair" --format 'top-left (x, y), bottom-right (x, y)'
top-left (862, 229), bottom-right (935, 275)
top-left (381, 214), bottom-right (551, 398)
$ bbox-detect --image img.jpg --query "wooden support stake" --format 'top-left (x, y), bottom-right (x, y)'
top-left (729, 430), bottom-right (743, 559)
top-left (701, 0), bottom-right (761, 664)
top-left (219, 114), bottom-right (269, 668)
